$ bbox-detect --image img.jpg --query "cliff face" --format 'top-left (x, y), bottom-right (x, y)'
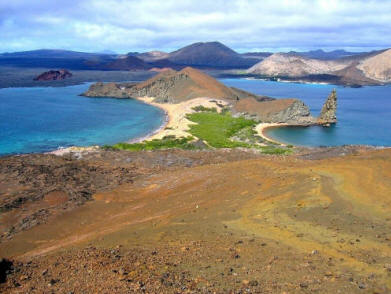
top-left (233, 98), bottom-right (314, 124)
top-left (318, 89), bottom-right (337, 124)
top-left (233, 90), bottom-right (338, 125)
top-left (34, 69), bottom-right (72, 81)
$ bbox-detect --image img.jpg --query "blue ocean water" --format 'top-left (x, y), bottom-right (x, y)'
top-left (0, 83), bottom-right (164, 155)
top-left (222, 79), bottom-right (391, 147)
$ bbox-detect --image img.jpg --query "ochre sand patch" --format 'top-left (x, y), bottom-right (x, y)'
top-left (1, 149), bottom-right (391, 292)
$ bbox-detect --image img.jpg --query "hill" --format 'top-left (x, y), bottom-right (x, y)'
top-left (168, 42), bottom-right (258, 69)
top-left (83, 66), bottom-right (259, 103)
top-left (0, 49), bottom-right (112, 59)
top-left (98, 55), bottom-right (150, 70)
top-left (0, 43), bottom-right (260, 71)
top-left (247, 50), bottom-right (391, 85)
top-left (247, 53), bottom-right (347, 77)
top-left (0, 49), bottom-right (115, 70)
top-left (357, 48), bottom-right (391, 82)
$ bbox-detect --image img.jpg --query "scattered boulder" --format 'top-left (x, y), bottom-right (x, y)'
top-left (34, 69), bottom-right (72, 81)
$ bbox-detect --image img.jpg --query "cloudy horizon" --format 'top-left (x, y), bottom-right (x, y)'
top-left (1, 0), bottom-right (391, 54)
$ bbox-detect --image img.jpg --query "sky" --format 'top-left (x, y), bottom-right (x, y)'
top-left (1, 0), bottom-right (391, 53)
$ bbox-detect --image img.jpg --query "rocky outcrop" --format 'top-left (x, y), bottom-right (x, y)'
top-left (233, 98), bottom-right (315, 124)
top-left (233, 90), bottom-right (338, 125)
top-left (82, 82), bottom-right (127, 98)
top-left (34, 69), bottom-right (72, 81)
top-left (82, 67), bottom-right (260, 103)
top-left (318, 89), bottom-right (337, 124)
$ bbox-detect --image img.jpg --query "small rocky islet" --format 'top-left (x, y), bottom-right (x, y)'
top-left (33, 69), bottom-right (72, 81)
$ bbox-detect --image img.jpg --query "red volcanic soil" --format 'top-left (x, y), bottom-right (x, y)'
top-left (1, 147), bottom-right (391, 293)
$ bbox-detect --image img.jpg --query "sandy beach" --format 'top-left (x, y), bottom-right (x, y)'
top-left (136, 96), bottom-right (230, 141)
top-left (255, 122), bottom-right (289, 145)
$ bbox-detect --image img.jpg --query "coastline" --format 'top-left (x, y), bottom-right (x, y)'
top-left (131, 96), bottom-right (230, 142)
top-left (49, 97), bottom-right (229, 155)
top-left (255, 123), bottom-right (289, 145)
top-left (126, 101), bottom-right (170, 144)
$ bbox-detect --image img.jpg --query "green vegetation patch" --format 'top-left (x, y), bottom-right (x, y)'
top-left (103, 136), bottom-right (196, 151)
top-left (186, 111), bottom-right (292, 154)
top-left (259, 146), bottom-right (292, 155)
top-left (192, 105), bottom-right (217, 112)
top-left (186, 111), bottom-right (257, 148)
top-left (104, 110), bottom-right (293, 155)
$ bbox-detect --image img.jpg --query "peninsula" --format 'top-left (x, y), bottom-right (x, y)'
top-left (82, 67), bottom-right (337, 145)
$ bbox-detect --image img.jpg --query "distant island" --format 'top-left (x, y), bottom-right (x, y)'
top-left (1, 41), bottom-right (390, 88)
top-left (33, 69), bottom-right (72, 81)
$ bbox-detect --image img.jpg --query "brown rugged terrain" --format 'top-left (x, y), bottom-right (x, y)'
top-left (83, 67), bottom-right (259, 103)
top-left (1, 147), bottom-right (391, 293)
top-left (233, 97), bottom-right (312, 124)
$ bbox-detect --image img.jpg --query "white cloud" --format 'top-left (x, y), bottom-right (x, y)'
top-left (0, 0), bottom-right (390, 52)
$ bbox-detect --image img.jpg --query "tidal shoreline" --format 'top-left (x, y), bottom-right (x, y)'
top-left (255, 123), bottom-right (289, 145)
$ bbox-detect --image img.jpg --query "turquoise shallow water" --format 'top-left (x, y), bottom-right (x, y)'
top-left (221, 79), bottom-right (391, 147)
top-left (0, 83), bottom-right (165, 155)
top-left (1, 79), bottom-right (390, 155)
